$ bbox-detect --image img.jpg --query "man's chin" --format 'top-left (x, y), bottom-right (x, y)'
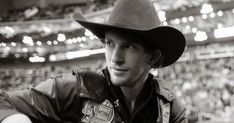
top-left (110, 76), bottom-right (127, 86)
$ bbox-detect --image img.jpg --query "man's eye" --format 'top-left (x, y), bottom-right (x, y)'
top-left (105, 41), bottom-right (111, 45)
top-left (125, 44), bottom-right (135, 49)
top-left (105, 39), bottom-right (114, 47)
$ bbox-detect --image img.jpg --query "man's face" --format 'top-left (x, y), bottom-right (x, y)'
top-left (104, 31), bottom-right (152, 87)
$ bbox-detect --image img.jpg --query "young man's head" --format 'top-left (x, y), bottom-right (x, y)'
top-left (104, 30), bottom-right (161, 86)
top-left (73, 0), bottom-right (186, 85)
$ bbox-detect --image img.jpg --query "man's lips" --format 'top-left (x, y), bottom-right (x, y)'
top-left (111, 67), bottom-right (128, 72)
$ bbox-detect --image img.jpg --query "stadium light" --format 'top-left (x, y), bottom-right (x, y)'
top-left (181, 17), bottom-right (188, 23)
top-left (49, 49), bottom-right (105, 62)
top-left (217, 23), bottom-right (223, 29)
top-left (202, 14), bottom-right (208, 19)
top-left (5, 47), bottom-right (10, 51)
top-left (29, 56), bottom-right (45, 63)
top-left (162, 21), bottom-right (168, 26)
top-left (1, 43), bottom-right (6, 47)
top-left (53, 40), bottom-right (58, 45)
top-left (49, 55), bottom-right (57, 61)
top-left (72, 38), bottom-right (77, 43)
top-left (186, 25), bottom-right (191, 30)
top-left (11, 42), bottom-right (16, 47)
top-left (66, 50), bottom-right (91, 59)
top-left (79, 43), bottom-right (85, 48)
top-left (174, 18), bottom-right (180, 24)
top-left (36, 41), bottom-right (42, 46)
top-left (22, 47), bottom-right (28, 52)
top-left (23, 36), bottom-right (34, 46)
top-left (89, 35), bottom-right (95, 40)
top-left (66, 49), bottom-right (105, 60)
top-left (47, 41), bottom-right (52, 45)
top-left (77, 37), bottom-right (82, 42)
top-left (57, 33), bottom-right (66, 42)
top-left (217, 11), bottom-right (223, 16)
top-left (192, 27), bottom-right (198, 33)
top-left (158, 10), bottom-right (166, 22)
top-left (43, 27), bottom-right (51, 33)
top-left (85, 29), bottom-right (93, 37)
top-left (5, 26), bottom-right (15, 34)
top-left (209, 12), bottom-right (215, 18)
top-left (194, 31), bottom-right (207, 42)
top-left (81, 37), bottom-right (87, 41)
top-left (65, 39), bottom-right (72, 44)
top-left (188, 16), bottom-right (194, 22)
top-left (200, 4), bottom-right (213, 14)
top-left (214, 26), bottom-right (234, 38)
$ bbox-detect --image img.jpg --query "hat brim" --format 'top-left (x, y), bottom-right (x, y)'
top-left (75, 19), bottom-right (186, 67)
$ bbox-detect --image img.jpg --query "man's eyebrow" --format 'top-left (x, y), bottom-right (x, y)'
top-left (105, 35), bottom-right (114, 40)
top-left (126, 39), bottom-right (142, 45)
top-left (104, 37), bottom-right (111, 41)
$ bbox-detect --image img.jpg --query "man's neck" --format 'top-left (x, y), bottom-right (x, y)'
top-left (120, 74), bottom-right (149, 114)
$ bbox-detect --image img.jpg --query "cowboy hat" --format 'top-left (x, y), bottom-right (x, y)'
top-left (73, 0), bottom-right (186, 68)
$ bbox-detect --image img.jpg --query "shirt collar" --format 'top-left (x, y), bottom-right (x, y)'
top-left (100, 68), bottom-right (175, 102)
top-left (101, 67), bottom-right (154, 104)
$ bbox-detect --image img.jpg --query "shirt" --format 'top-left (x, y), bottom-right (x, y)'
top-left (0, 68), bottom-right (187, 123)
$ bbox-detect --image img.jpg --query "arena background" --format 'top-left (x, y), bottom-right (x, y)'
top-left (1, 0), bottom-right (234, 122)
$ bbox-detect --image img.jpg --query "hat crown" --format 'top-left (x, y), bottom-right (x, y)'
top-left (108, 0), bottom-right (161, 30)
top-left (73, 0), bottom-right (186, 68)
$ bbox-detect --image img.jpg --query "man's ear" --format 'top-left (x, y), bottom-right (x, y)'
top-left (148, 50), bottom-right (161, 66)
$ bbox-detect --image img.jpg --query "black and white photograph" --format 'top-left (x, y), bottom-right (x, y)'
top-left (0, 0), bottom-right (234, 123)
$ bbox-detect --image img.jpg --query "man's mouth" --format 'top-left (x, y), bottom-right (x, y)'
top-left (111, 67), bottom-right (128, 74)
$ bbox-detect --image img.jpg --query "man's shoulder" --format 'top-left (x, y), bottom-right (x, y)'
top-left (73, 70), bottom-right (110, 101)
top-left (32, 72), bottom-right (77, 98)
top-left (153, 78), bottom-right (175, 102)
top-left (45, 69), bottom-right (107, 88)
top-left (33, 70), bottom-right (108, 99)
top-left (74, 69), bottom-right (107, 87)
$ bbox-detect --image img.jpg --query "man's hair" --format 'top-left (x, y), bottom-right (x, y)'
top-left (103, 29), bottom-right (160, 52)
top-left (152, 53), bottom-right (165, 68)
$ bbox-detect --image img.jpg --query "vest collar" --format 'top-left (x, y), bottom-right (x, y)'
top-left (77, 68), bottom-right (175, 103)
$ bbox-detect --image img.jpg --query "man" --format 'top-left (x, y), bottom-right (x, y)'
top-left (0, 0), bottom-right (187, 122)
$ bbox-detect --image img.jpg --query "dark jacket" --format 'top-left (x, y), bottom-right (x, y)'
top-left (0, 69), bottom-right (187, 123)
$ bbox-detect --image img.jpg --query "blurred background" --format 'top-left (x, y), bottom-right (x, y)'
top-left (1, 0), bottom-right (234, 122)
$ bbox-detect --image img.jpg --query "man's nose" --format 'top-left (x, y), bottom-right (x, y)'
top-left (111, 47), bottom-right (124, 65)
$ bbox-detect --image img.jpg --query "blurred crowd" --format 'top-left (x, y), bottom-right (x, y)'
top-left (161, 57), bottom-right (234, 122)
top-left (1, 57), bottom-right (234, 122)
top-left (0, 59), bottom-right (105, 91)
top-left (0, 0), bottom-right (116, 22)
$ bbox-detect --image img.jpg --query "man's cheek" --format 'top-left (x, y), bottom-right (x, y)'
top-left (105, 54), bottom-right (112, 64)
